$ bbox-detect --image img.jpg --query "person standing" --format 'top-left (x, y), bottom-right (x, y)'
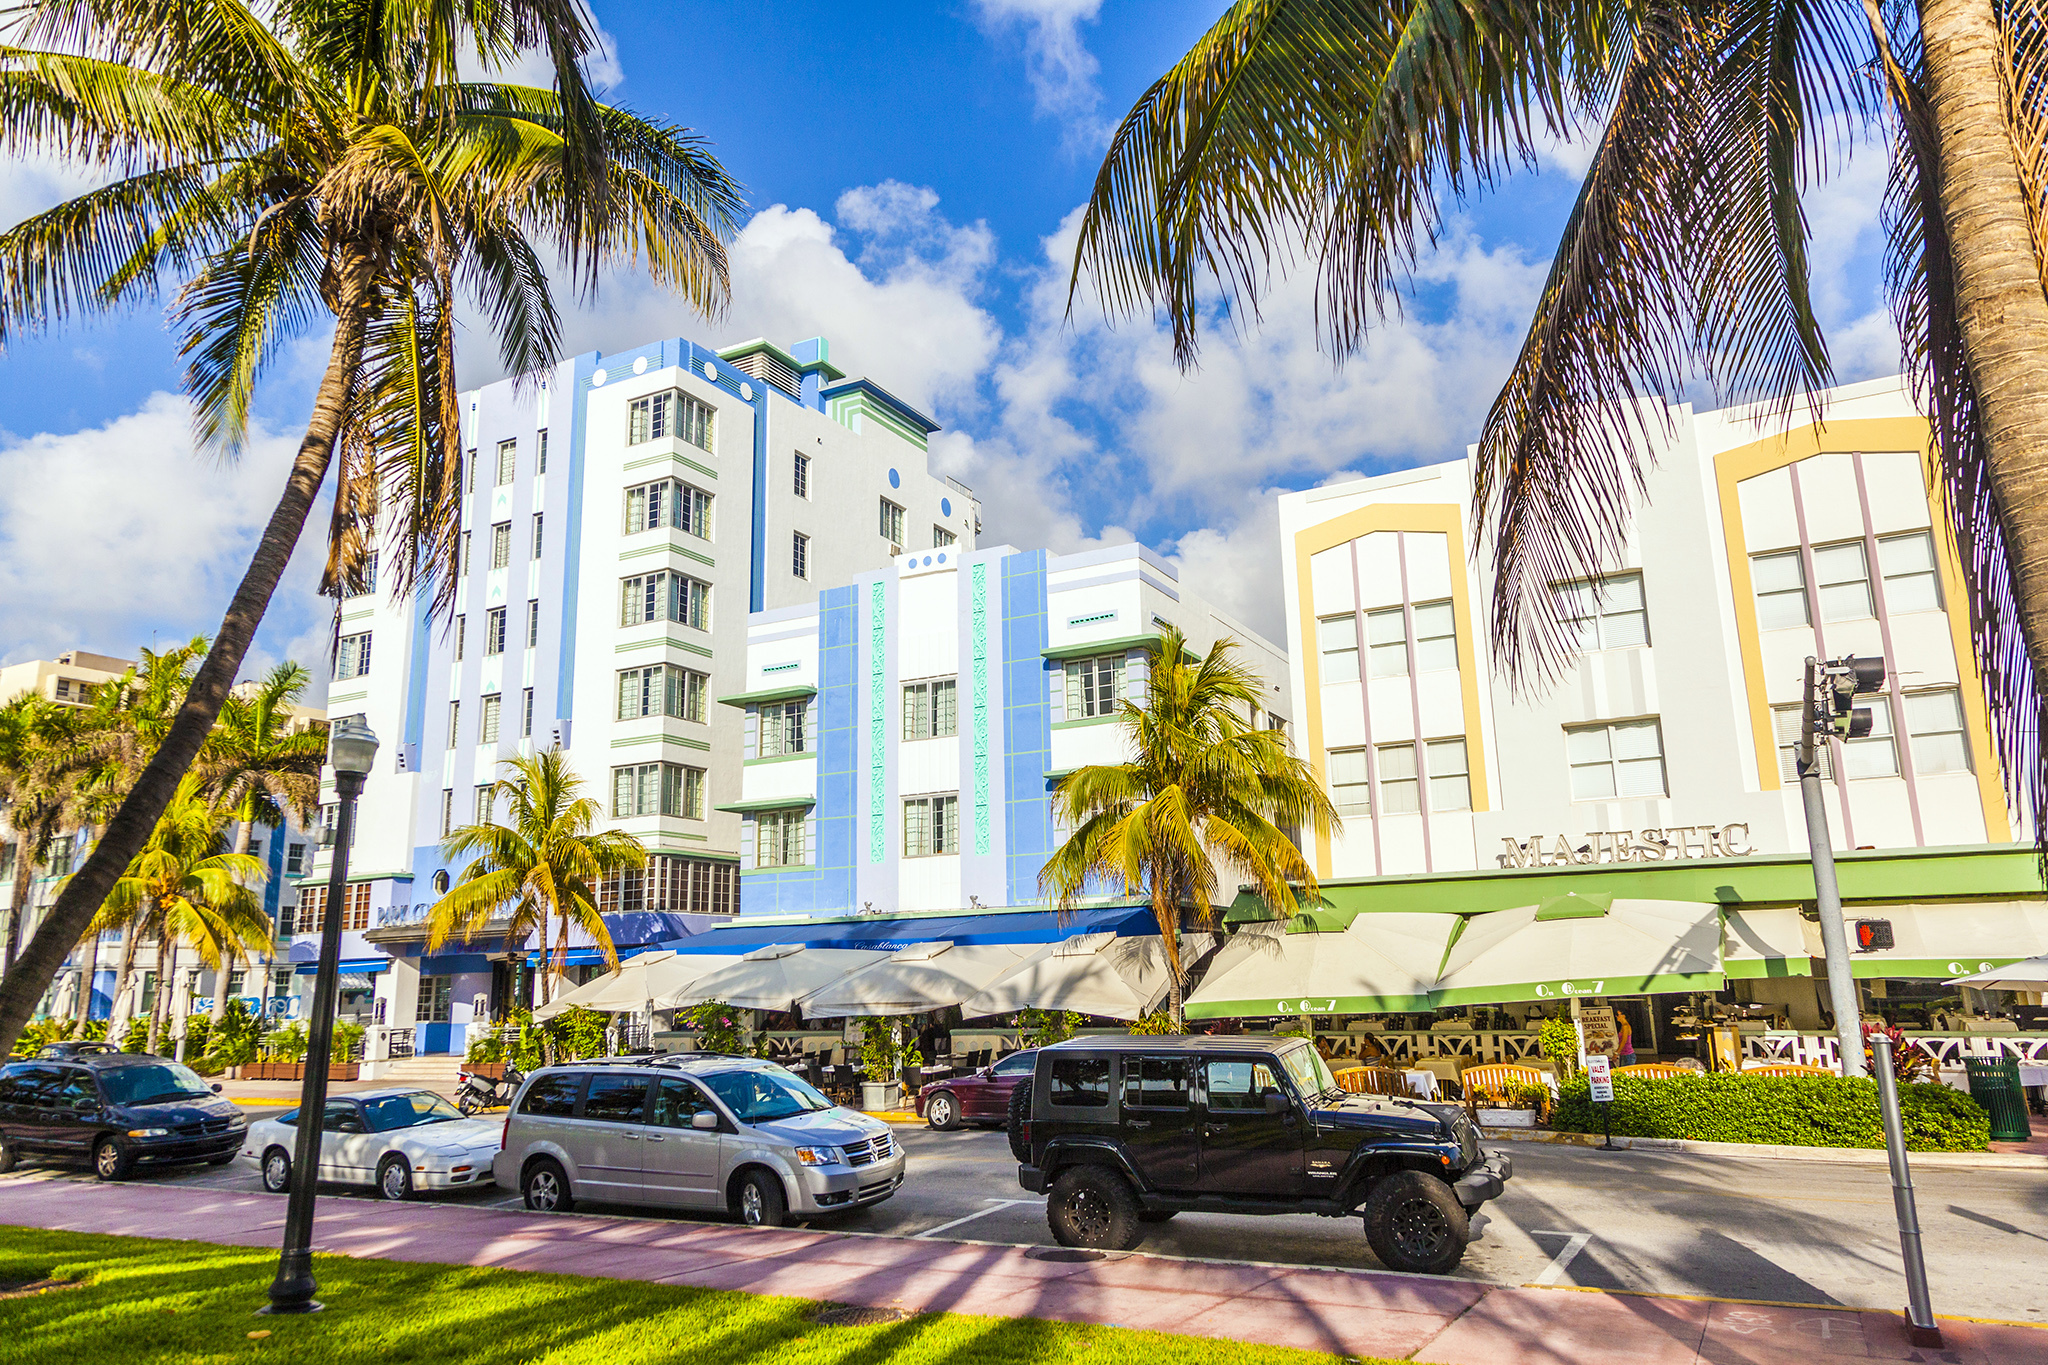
top-left (1616, 1012), bottom-right (1637, 1067)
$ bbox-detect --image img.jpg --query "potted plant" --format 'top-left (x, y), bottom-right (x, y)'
top-left (1472, 1080), bottom-right (1549, 1129)
top-left (859, 1018), bottom-right (906, 1111)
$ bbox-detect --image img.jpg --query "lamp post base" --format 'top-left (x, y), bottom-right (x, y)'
top-left (1903, 1314), bottom-right (1942, 1348)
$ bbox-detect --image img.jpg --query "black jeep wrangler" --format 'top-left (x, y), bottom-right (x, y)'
top-left (1012, 1035), bottom-right (1510, 1273)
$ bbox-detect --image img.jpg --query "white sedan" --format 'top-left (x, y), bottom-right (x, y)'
top-left (239, 1088), bottom-right (503, 1200)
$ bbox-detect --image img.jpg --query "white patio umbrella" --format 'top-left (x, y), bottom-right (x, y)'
top-left (654, 944), bottom-right (891, 1012)
top-left (960, 932), bottom-right (1213, 1021)
top-left (531, 951), bottom-right (747, 1021)
top-left (800, 941), bottom-right (1041, 1017)
top-left (1430, 894), bottom-right (1723, 1006)
top-left (1184, 913), bottom-right (1456, 1020)
top-left (1946, 955), bottom-right (2048, 992)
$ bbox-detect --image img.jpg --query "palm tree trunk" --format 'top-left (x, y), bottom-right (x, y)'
top-left (211, 818), bottom-right (254, 1028)
top-left (2, 830), bottom-right (40, 975)
top-left (107, 920), bottom-right (142, 1038)
top-left (148, 938), bottom-right (175, 1055)
top-left (74, 926), bottom-right (101, 1025)
top-left (0, 248), bottom-right (378, 1058)
top-left (1918, 0), bottom-right (2048, 689)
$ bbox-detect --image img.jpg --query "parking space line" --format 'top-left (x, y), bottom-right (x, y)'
top-left (914, 1198), bottom-right (1039, 1239)
top-left (1529, 1230), bottom-right (1592, 1286)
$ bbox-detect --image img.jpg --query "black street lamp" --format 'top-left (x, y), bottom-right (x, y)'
top-left (263, 715), bottom-right (378, 1316)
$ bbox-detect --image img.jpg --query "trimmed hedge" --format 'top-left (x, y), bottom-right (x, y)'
top-left (1551, 1073), bottom-right (1990, 1152)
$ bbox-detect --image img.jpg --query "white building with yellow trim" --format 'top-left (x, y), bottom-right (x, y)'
top-left (1278, 376), bottom-right (2013, 882)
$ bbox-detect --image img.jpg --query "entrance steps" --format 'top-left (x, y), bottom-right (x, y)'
top-left (365, 1055), bottom-right (465, 1088)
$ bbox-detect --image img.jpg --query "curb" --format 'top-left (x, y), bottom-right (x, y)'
top-left (1478, 1125), bottom-right (2048, 1169)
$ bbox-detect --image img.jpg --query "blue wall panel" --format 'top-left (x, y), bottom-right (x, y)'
top-left (1000, 552), bottom-right (1053, 905)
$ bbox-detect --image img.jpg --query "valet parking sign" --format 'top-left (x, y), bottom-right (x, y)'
top-left (1587, 1053), bottom-right (1615, 1103)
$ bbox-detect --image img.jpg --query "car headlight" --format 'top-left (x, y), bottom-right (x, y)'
top-left (127, 1128), bottom-right (169, 1138)
top-left (792, 1146), bottom-right (842, 1167)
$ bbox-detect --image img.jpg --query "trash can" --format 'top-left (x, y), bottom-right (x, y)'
top-left (1964, 1058), bottom-right (2034, 1142)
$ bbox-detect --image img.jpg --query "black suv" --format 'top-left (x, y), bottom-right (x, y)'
top-left (0, 1051), bottom-right (244, 1180)
top-left (1014, 1036), bottom-right (1509, 1273)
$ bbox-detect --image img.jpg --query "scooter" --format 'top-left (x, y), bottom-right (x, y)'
top-left (455, 1064), bottom-right (524, 1115)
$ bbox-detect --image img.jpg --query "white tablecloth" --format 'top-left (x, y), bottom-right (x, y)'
top-left (1402, 1069), bottom-right (1440, 1100)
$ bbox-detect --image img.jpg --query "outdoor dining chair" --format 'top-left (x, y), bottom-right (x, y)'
top-left (1612, 1063), bottom-right (1690, 1078)
top-left (1741, 1062), bottom-right (1839, 1077)
top-left (1336, 1068), bottom-right (1414, 1098)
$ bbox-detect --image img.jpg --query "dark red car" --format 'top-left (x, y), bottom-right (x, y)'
top-left (914, 1049), bottom-right (1039, 1129)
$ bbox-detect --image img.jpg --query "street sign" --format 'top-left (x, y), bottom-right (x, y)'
top-left (1587, 1053), bottom-right (1615, 1103)
top-left (1854, 919), bottom-right (1895, 951)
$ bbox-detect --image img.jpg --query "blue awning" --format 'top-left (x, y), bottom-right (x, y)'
top-left (660, 905), bottom-right (1158, 955)
top-left (523, 947), bottom-right (622, 967)
top-left (294, 958), bottom-right (391, 976)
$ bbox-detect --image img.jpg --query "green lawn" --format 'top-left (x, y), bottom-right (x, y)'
top-left (0, 1227), bottom-right (1386, 1365)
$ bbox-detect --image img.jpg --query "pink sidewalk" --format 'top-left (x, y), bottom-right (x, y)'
top-left (2, 1179), bottom-right (2042, 1364)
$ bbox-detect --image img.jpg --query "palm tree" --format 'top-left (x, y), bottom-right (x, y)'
top-left (428, 750), bottom-right (645, 1009)
top-left (0, 0), bottom-right (743, 1055)
top-left (1073, 0), bottom-right (2048, 823)
top-left (93, 777), bottom-right (269, 1050)
top-left (0, 694), bottom-right (86, 975)
top-left (196, 663), bottom-right (327, 1024)
top-left (1041, 628), bottom-right (1338, 1025)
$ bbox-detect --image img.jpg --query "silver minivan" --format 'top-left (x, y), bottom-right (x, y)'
top-left (491, 1055), bottom-right (906, 1225)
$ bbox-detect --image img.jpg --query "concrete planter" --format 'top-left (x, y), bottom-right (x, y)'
top-left (242, 1060), bottom-right (360, 1082)
top-left (1480, 1107), bottom-right (1537, 1128)
top-left (860, 1081), bottom-right (902, 1112)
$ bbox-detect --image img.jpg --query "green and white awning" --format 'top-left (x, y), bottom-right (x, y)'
top-left (1722, 907), bottom-right (1812, 979)
top-left (1818, 899), bottom-right (2048, 979)
top-left (1185, 913), bottom-right (1455, 1019)
top-left (1430, 894), bottom-right (1723, 1006)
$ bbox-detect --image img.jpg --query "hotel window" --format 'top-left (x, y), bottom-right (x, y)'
top-left (1906, 688), bottom-right (1971, 773)
top-left (454, 614), bottom-right (466, 661)
top-left (627, 390), bottom-right (712, 449)
top-left (1316, 615), bottom-right (1359, 684)
top-left (446, 701), bottom-right (460, 748)
top-left (1751, 550), bottom-right (1810, 629)
top-left (623, 477), bottom-right (712, 537)
top-left (619, 571), bottom-right (710, 630)
top-left (461, 530), bottom-right (471, 575)
top-left (879, 498), bottom-right (905, 548)
top-left (756, 809), bottom-right (807, 868)
top-left (903, 679), bottom-right (958, 739)
top-left (285, 843), bottom-right (305, 875)
top-left (1365, 607), bottom-right (1407, 677)
top-left (484, 606), bottom-right (507, 656)
top-left (440, 789), bottom-right (454, 836)
top-left (1566, 719), bottom-right (1668, 800)
top-left (1557, 573), bottom-right (1649, 650)
top-left (479, 694), bottom-right (502, 745)
top-left (1327, 747), bottom-right (1371, 816)
top-left (536, 428), bottom-right (548, 473)
top-left (1774, 704), bottom-right (1833, 781)
top-left (1879, 531), bottom-right (1942, 613)
top-left (531, 513), bottom-right (544, 559)
top-left (792, 532), bottom-right (809, 579)
top-left (933, 526), bottom-right (956, 548)
top-left (1812, 541), bottom-right (1873, 622)
top-left (1411, 602), bottom-right (1457, 671)
top-left (521, 687), bottom-right (534, 737)
top-left (611, 762), bottom-right (704, 819)
top-left (758, 699), bottom-right (808, 756)
top-left (335, 632), bottom-right (372, 680)
top-left (465, 448), bottom-right (476, 493)
top-left (1064, 653), bottom-right (1125, 719)
top-left (793, 452), bottom-right (810, 499)
top-left (903, 794), bottom-right (960, 856)
top-left (526, 599), bottom-right (540, 647)
top-left (296, 883), bottom-right (370, 934)
top-left (416, 975), bottom-right (452, 1023)
top-left (616, 664), bottom-right (706, 722)
top-left (491, 521), bottom-right (511, 569)
top-left (474, 783), bottom-right (493, 824)
top-left (1375, 743), bottom-right (1419, 814)
top-left (344, 551), bottom-right (378, 598)
top-left (495, 439), bottom-right (516, 486)
top-left (1427, 738), bottom-right (1472, 811)
top-left (1843, 698), bottom-right (1900, 778)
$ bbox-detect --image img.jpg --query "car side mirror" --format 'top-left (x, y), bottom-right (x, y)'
top-left (691, 1111), bottom-right (718, 1130)
top-left (73, 1098), bottom-right (96, 1114)
top-left (211, 1083), bottom-right (224, 1094)
top-left (1263, 1091), bottom-right (1290, 1116)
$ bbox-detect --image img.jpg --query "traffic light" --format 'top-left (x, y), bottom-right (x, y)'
top-left (1830, 655), bottom-right (1888, 717)
top-left (1854, 919), bottom-right (1894, 952)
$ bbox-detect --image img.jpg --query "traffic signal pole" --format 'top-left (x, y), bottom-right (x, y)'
top-left (1798, 657), bottom-right (1870, 1080)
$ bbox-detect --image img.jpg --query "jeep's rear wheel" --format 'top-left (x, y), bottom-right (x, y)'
top-left (1005, 1083), bottom-right (1031, 1162)
top-left (1362, 1170), bottom-right (1469, 1274)
top-left (1046, 1165), bottom-right (1143, 1252)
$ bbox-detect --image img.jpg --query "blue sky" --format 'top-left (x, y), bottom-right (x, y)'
top-left (0, 0), bottom-right (1901, 689)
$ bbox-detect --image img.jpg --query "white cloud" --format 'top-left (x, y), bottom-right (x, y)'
top-left (973, 0), bottom-right (1109, 147)
top-left (0, 153), bottom-right (103, 234)
top-left (0, 393), bottom-right (332, 683)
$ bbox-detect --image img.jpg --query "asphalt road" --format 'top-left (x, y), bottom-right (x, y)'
top-left (5, 1118), bottom-right (2045, 1323)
